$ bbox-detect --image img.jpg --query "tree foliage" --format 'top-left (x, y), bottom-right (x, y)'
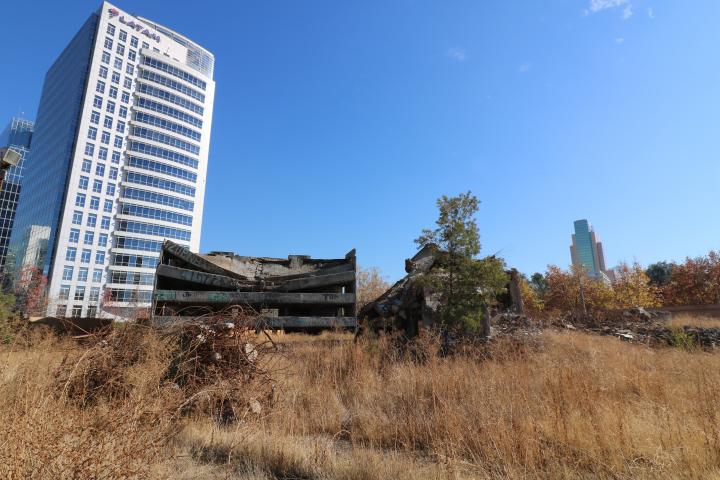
top-left (13, 266), bottom-right (47, 318)
top-left (645, 261), bottom-right (673, 286)
top-left (356, 266), bottom-right (390, 311)
top-left (661, 251), bottom-right (720, 306)
top-left (415, 192), bottom-right (508, 330)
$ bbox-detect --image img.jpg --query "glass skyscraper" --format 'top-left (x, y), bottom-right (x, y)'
top-left (8, 2), bottom-right (215, 318)
top-left (0, 118), bottom-right (34, 280)
top-left (569, 219), bottom-right (607, 278)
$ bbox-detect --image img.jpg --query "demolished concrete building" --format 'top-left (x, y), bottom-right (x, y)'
top-left (359, 245), bottom-right (524, 337)
top-left (152, 240), bottom-right (358, 330)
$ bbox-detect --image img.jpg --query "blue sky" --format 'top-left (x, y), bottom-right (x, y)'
top-left (2, 0), bottom-right (718, 281)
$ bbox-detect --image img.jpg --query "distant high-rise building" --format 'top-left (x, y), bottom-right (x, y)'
top-left (0, 118), bottom-right (34, 275)
top-left (8, 2), bottom-right (215, 318)
top-left (570, 219), bottom-right (608, 278)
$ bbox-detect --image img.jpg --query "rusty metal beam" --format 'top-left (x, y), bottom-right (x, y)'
top-left (153, 290), bottom-right (356, 305)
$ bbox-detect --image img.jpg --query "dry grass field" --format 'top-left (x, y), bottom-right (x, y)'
top-left (2, 324), bottom-right (720, 479)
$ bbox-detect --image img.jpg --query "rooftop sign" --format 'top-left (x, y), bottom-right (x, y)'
top-left (108, 8), bottom-right (161, 43)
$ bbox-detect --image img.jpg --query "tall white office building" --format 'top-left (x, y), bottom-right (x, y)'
top-left (8, 2), bottom-right (215, 317)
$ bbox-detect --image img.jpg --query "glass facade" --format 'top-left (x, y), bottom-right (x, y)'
top-left (0, 118), bottom-right (34, 280)
top-left (7, 13), bottom-right (98, 281)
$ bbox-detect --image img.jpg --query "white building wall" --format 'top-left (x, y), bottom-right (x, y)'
top-left (47, 1), bottom-right (214, 318)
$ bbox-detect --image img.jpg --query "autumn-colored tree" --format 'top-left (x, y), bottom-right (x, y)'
top-left (611, 262), bottom-right (661, 308)
top-left (519, 275), bottom-right (544, 317)
top-left (662, 251), bottom-right (720, 306)
top-left (542, 265), bottom-right (614, 317)
top-left (356, 266), bottom-right (390, 312)
top-left (13, 265), bottom-right (48, 318)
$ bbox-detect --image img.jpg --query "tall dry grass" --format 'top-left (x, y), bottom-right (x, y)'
top-left (2, 327), bottom-right (720, 478)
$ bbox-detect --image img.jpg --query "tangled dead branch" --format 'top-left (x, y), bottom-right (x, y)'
top-left (55, 306), bottom-right (278, 423)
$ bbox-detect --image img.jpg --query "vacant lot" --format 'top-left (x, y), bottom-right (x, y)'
top-left (1, 326), bottom-right (719, 479)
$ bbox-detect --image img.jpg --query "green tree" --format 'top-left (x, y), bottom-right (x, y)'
top-left (415, 192), bottom-right (508, 330)
top-left (529, 272), bottom-right (549, 296)
top-left (645, 261), bottom-right (673, 286)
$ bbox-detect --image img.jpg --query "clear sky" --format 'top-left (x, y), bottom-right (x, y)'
top-left (2, 0), bottom-right (718, 281)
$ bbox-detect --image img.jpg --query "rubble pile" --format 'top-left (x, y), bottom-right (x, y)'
top-left (491, 313), bottom-right (542, 336)
top-left (554, 307), bottom-right (720, 349)
top-left (359, 245), bottom-right (442, 337)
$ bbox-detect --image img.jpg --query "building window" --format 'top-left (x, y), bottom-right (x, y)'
top-left (84, 143), bottom-right (94, 156)
top-left (104, 199), bottom-right (114, 212)
top-left (95, 163), bottom-right (105, 176)
top-left (99, 66), bottom-right (108, 79)
top-left (106, 183), bottom-right (116, 196)
top-left (101, 216), bottom-right (111, 230)
top-left (116, 44), bottom-right (125, 56)
top-left (109, 167), bottom-right (118, 180)
top-left (69, 229), bottom-right (80, 243)
top-left (78, 267), bottom-right (89, 282)
top-left (98, 147), bottom-right (108, 161)
top-left (101, 131), bottom-right (111, 145)
top-left (84, 232), bottom-right (94, 245)
top-left (89, 287), bottom-right (101, 302)
top-left (93, 96), bottom-right (103, 109)
top-left (72, 211), bottom-right (83, 225)
top-left (90, 196), bottom-right (100, 210)
top-left (87, 213), bottom-right (97, 227)
top-left (65, 247), bottom-right (77, 262)
top-left (114, 57), bottom-right (123, 69)
top-left (104, 116), bottom-right (113, 129)
top-left (87, 306), bottom-right (98, 317)
top-left (113, 136), bottom-right (123, 148)
top-left (92, 269), bottom-right (103, 283)
top-left (75, 193), bottom-right (86, 207)
top-left (81, 249), bottom-right (91, 263)
top-left (107, 101), bottom-right (115, 114)
top-left (96, 80), bottom-right (105, 94)
top-left (71, 306), bottom-right (82, 318)
top-left (78, 176), bottom-right (89, 190)
top-left (142, 42), bottom-right (149, 49)
top-left (90, 111), bottom-right (100, 124)
top-left (81, 159), bottom-right (92, 173)
top-left (96, 251), bottom-right (106, 264)
top-left (107, 24), bottom-right (115, 36)
top-left (87, 127), bottom-right (97, 140)
top-left (111, 151), bottom-right (121, 163)
top-left (109, 86), bottom-right (118, 99)
top-left (130, 36), bottom-right (138, 47)
top-left (119, 106), bottom-right (128, 118)
top-left (99, 234), bottom-right (108, 247)
top-left (59, 285), bottom-right (70, 301)
top-left (104, 37), bottom-right (113, 49)
top-left (62, 266), bottom-right (74, 280)
top-left (129, 49), bottom-right (137, 61)
top-left (93, 179), bottom-right (103, 193)
top-left (126, 64), bottom-right (134, 76)
top-left (119, 30), bottom-right (127, 42)
top-left (121, 91), bottom-right (130, 104)
top-left (102, 51), bottom-right (111, 64)
top-left (123, 77), bottom-right (132, 89)
top-left (74, 286), bottom-right (86, 301)
top-left (116, 121), bottom-right (125, 134)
